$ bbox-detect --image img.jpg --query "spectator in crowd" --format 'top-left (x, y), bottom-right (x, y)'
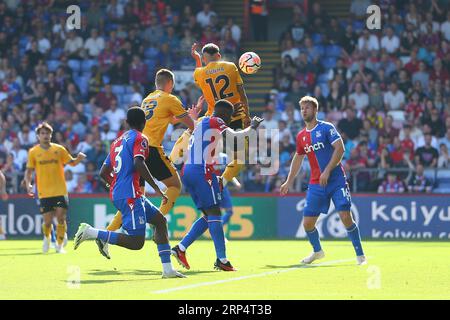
top-left (84, 29), bottom-right (105, 58)
top-left (95, 84), bottom-right (117, 111)
top-left (86, 141), bottom-right (108, 171)
top-left (381, 26), bottom-right (400, 54)
top-left (408, 164), bottom-right (433, 192)
top-left (338, 108), bottom-right (363, 140)
top-left (10, 138), bottom-right (28, 171)
top-left (415, 133), bottom-right (439, 167)
top-left (378, 173), bottom-right (405, 193)
top-left (348, 82), bottom-right (369, 111)
top-left (384, 82), bottom-right (405, 110)
top-left (196, 1), bottom-right (217, 28)
top-left (250, 0), bottom-right (269, 41)
top-left (221, 17), bottom-right (241, 43)
top-left (64, 31), bottom-right (84, 59)
top-left (104, 99), bottom-right (125, 133)
top-left (357, 29), bottom-right (380, 53)
top-left (438, 143), bottom-right (450, 168)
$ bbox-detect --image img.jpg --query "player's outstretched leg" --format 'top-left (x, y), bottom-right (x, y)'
top-left (301, 216), bottom-right (325, 264)
top-left (205, 208), bottom-right (236, 271)
top-left (146, 198), bottom-right (186, 278)
top-left (95, 210), bottom-right (124, 260)
top-left (339, 211), bottom-right (366, 265)
top-left (73, 223), bottom-right (145, 251)
top-left (172, 216), bottom-right (209, 269)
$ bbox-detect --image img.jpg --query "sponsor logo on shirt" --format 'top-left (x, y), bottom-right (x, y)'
top-left (304, 142), bottom-right (325, 153)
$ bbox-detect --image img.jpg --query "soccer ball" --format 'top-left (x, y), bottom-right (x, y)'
top-left (239, 52), bottom-right (261, 74)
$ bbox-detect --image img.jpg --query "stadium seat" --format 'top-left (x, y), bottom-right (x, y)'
top-left (312, 33), bottom-right (322, 45)
top-left (102, 75), bottom-right (110, 84)
top-left (317, 73), bottom-right (329, 84)
top-left (424, 168), bottom-right (437, 181)
top-left (144, 47), bottom-right (159, 59)
top-left (436, 169), bottom-right (450, 179)
top-left (68, 59), bottom-right (81, 75)
top-left (123, 93), bottom-right (134, 105)
top-left (313, 45), bottom-right (325, 58)
top-left (326, 45), bottom-right (342, 58)
top-left (47, 60), bottom-right (60, 72)
top-left (74, 76), bottom-right (89, 97)
top-left (81, 59), bottom-right (98, 73)
top-left (112, 85), bottom-right (126, 96)
top-left (144, 59), bottom-right (157, 72)
top-left (50, 48), bottom-right (63, 59)
top-left (352, 21), bottom-right (365, 33)
top-left (125, 85), bottom-right (135, 94)
top-left (321, 56), bottom-right (337, 70)
top-left (19, 36), bottom-right (29, 49)
top-left (319, 83), bottom-right (330, 97)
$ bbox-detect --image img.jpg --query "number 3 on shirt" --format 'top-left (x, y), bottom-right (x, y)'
top-left (113, 145), bottom-right (123, 173)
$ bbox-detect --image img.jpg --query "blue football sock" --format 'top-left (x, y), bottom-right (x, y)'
top-left (305, 228), bottom-right (322, 252)
top-left (180, 216), bottom-right (208, 250)
top-left (346, 223), bottom-right (364, 256)
top-left (50, 227), bottom-right (56, 243)
top-left (97, 230), bottom-right (119, 245)
top-left (221, 208), bottom-right (233, 226)
top-left (207, 215), bottom-right (226, 260)
top-left (157, 244), bottom-right (171, 263)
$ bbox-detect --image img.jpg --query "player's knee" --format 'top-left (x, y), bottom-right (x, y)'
top-left (132, 236), bottom-right (145, 250)
top-left (339, 211), bottom-right (354, 226)
top-left (303, 221), bottom-right (315, 232)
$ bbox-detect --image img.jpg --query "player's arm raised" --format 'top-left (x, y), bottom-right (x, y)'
top-left (133, 157), bottom-right (168, 204)
top-left (280, 153), bottom-right (305, 195)
top-left (223, 116), bottom-right (264, 138)
top-left (320, 138), bottom-right (345, 187)
top-left (191, 43), bottom-right (202, 68)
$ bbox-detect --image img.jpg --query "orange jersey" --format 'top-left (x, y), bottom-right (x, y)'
top-left (26, 143), bottom-right (74, 198)
top-left (141, 90), bottom-right (188, 147)
top-left (193, 61), bottom-right (245, 121)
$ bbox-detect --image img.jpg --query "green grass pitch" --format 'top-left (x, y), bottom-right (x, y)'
top-left (1, 240), bottom-right (449, 300)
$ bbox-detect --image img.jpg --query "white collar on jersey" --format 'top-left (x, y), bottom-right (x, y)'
top-left (305, 121), bottom-right (320, 132)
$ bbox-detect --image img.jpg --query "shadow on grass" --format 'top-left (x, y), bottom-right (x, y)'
top-left (0, 252), bottom-right (49, 256)
top-left (88, 269), bottom-right (161, 276)
top-left (263, 264), bottom-right (356, 269)
top-left (0, 247), bottom-right (38, 251)
top-left (88, 269), bottom-right (217, 277)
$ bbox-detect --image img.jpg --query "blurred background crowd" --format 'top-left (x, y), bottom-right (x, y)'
top-left (0, 0), bottom-right (449, 194)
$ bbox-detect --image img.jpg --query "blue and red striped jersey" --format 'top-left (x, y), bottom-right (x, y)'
top-left (103, 129), bottom-right (149, 200)
top-left (186, 116), bottom-right (228, 167)
top-left (296, 121), bottom-right (346, 184)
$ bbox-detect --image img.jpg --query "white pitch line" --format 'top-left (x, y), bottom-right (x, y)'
top-left (152, 257), bottom-right (357, 294)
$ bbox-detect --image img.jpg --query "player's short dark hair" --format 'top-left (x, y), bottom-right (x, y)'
top-left (214, 99), bottom-right (234, 113)
top-left (299, 96), bottom-right (319, 110)
top-left (202, 43), bottom-right (220, 55)
top-left (35, 122), bottom-right (53, 134)
top-left (155, 68), bottom-right (174, 87)
top-left (127, 106), bottom-right (146, 128)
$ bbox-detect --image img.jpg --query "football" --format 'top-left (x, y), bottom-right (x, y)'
top-left (238, 51), bottom-right (261, 74)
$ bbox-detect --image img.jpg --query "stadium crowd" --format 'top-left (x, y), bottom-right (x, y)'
top-left (0, 0), bottom-right (241, 193)
top-left (0, 0), bottom-right (449, 194)
top-left (268, 0), bottom-right (450, 193)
